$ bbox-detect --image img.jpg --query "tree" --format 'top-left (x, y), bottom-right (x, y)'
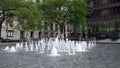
top-left (0, 0), bottom-right (42, 38)
top-left (40, 0), bottom-right (87, 38)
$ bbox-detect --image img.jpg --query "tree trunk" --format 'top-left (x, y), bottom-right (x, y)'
top-left (57, 24), bottom-right (64, 39)
top-left (0, 24), bottom-right (2, 39)
top-left (60, 24), bottom-right (66, 39)
top-left (63, 25), bottom-right (66, 39)
top-left (0, 11), bottom-right (5, 39)
top-left (0, 20), bottom-right (5, 39)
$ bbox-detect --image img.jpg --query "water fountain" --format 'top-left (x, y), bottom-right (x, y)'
top-left (25, 42), bottom-right (29, 51)
top-left (49, 47), bottom-right (60, 56)
top-left (8, 46), bottom-right (17, 52)
top-left (15, 43), bottom-right (21, 50)
top-left (3, 46), bottom-right (17, 52)
top-left (3, 46), bottom-right (10, 51)
top-left (1, 42), bottom-right (119, 68)
top-left (3, 37), bottom-right (96, 56)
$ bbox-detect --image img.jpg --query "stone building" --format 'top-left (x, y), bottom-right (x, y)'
top-left (1, 20), bottom-right (64, 40)
top-left (0, 0), bottom-right (72, 41)
top-left (1, 0), bottom-right (55, 40)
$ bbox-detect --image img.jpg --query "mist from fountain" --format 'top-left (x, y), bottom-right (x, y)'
top-left (3, 46), bottom-right (10, 51)
top-left (35, 42), bottom-right (39, 51)
top-left (75, 41), bottom-right (88, 52)
top-left (8, 46), bottom-right (17, 52)
top-left (30, 42), bottom-right (34, 51)
top-left (25, 42), bottom-right (29, 51)
top-left (49, 47), bottom-right (60, 56)
top-left (15, 43), bottom-right (21, 50)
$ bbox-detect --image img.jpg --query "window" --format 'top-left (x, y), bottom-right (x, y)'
top-left (30, 31), bottom-right (34, 38)
top-left (94, 0), bottom-right (100, 7)
top-left (50, 23), bottom-right (53, 30)
top-left (67, 24), bottom-right (73, 31)
top-left (111, 6), bottom-right (120, 14)
top-left (110, 0), bottom-right (120, 3)
top-left (36, 0), bottom-right (40, 2)
top-left (44, 22), bottom-right (48, 30)
top-left (90, 1), bottom-right (94, 8)
top-left (50, 33), bottom-right (54, 37)
top-left (55, 24), bottom-right (58, 31)
top-left (20, 31), bottom-right (25, 39)
top-left (39, 32), bottom-right (41, 38)
top-left (44, 32), bottom-right (48, 37)
top-left (92, 10), bottom-right (101, 17)
top-left (6, 30), bottom-right (14, 37)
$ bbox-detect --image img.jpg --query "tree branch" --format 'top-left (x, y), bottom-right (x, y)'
top-left (4, 8), bottom-right (16, 11)
top-left (0, 11), bottom-right (5, 25)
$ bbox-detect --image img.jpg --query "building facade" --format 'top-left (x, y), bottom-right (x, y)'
top-left (1, 20), bottom-right (63, 40)
top-left (1, 0), bottom-right (72, 41)
top-left (86, 0), bottom-right (120, 39)
top-left (2, 0), bottom-right (120, 40)
top-left (1, 0), bottom-right (56, 40)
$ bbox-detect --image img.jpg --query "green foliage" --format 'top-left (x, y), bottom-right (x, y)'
top-left (0, 0), bottom-right (42, 31)
top-left (40, 0), bottom-right (87, 32)
top-left (0, 0), bottom-right (87, 39)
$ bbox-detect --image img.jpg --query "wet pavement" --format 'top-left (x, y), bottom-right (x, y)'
top-left (0, 43), bottom-right (120, 68)
top-left (97, 39), bottom-right (120, 44)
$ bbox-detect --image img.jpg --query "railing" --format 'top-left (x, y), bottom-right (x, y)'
top-left (88, 2), bottom-right (120, 11)
top-left (87, 14), bottom-right (120, 22)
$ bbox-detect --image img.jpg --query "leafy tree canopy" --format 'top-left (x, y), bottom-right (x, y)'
top-left (40, 0), bottom-right (87, 32)
top-left (0, 0), bottom-right (42, 31)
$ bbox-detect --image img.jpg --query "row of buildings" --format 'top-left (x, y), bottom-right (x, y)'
top-left (1, 0), bottom-right (120, 40)
top-left (1, 20), bottom-right (69, 40)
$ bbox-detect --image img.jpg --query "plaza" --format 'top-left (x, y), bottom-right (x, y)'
top-left (0, 0), bottom-right (120, 68)
top-left (0, 42), bottom-right (120, 68)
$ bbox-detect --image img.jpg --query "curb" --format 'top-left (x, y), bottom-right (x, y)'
top-left (96, 42), bottom-right (120, 44)
top-left (0, 43), bottom-right (17, 46)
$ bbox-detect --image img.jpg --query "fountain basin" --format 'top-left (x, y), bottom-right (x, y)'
top-left (0, 43), bottom-right (120, 68)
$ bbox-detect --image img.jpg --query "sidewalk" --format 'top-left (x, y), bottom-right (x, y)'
top-left (96, 39), bottom-right (120, 44)
top-left (0, 39), bottom-right (120, 46)
top-left (0, 42), bottom-right (17, 46)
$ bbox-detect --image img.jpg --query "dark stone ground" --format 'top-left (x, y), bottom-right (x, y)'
top-left (0, 43), bottom-right (120, 68)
